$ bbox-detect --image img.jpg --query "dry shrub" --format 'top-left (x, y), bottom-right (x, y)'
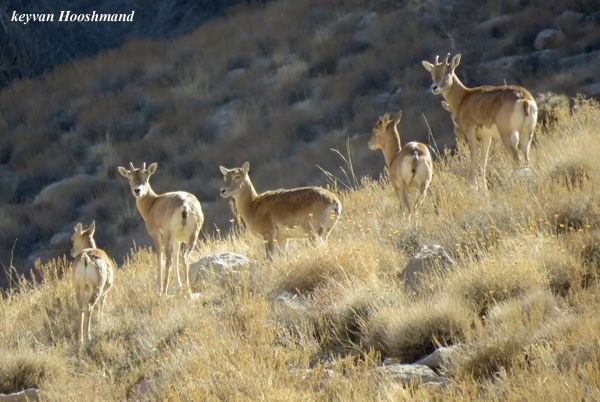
top-left (0, 349), bottom-right (62, 394)
top-left (449, 290), bottom-right (562, 380)
top-left (366, 296), bottom-right (472, 363)
top-left (443, 236), bottom-right (550, 317)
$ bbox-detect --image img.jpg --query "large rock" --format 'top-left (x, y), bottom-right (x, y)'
top-left (400, 245), bottom-right (453, 292)
top-left (534, 29), bottom-right (566, 50)
top-left (0, 165), bottom-right (18, 202)
top-left (0, 388), bottom-right (39, 402)
top-left (189, 252), bottom-right (254, 288)
top-left (415, 345), bottom-right (460, 370)
top-left (33, 174), bottom-right (100, 206)
top-left (554, 10), bottom-right (583, 38)
top-left (377, 364), bottom-right (450, 388)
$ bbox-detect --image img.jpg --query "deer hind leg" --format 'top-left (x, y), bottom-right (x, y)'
top-left (173, 241), bottom-right (182, 290)
top-left (480, 136), bottom-right (493, 191)
top-left (182, 233), bottom-right (198, 295)
top-left (519, 114), bottom-right (537, 167)
top-left (500, 130), bottom-right (520, 169)
top-left (163, 238), bottom-right (174, 295)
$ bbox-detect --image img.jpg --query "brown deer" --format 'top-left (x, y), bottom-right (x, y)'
top-left (71, 220), bottom-right (114, 346)
top-left (118, 162), bottom-right (203, 296)
top-left (422, 53), bottom-right (537, 189)
top-left (219, 161), bottom-right (341, 258)
top-left (369, 111), bottom-right (433, 216)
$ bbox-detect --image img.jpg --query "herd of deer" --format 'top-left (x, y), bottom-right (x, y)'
top-left (70, 53), bottom-right (538, 346)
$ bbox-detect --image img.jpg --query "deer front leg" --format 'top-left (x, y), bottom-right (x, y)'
top-left (153, 238), bottom-right (164, 295)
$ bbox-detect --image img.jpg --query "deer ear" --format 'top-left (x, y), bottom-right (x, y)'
top-left (392, 110), bottom-right (403, 127)
top-left (147, 162), bottom-right (158, 175)
top-left (74, 223), bottom-right (83, 234)
top-left (219, 166), bottom-right (229, 176)
top-left (421, 60), bottom-right (434, 72)
top-left (242, 161), bottom-right (250, 175)
top-left (117, 166), bottom-right (129, 177)
top-left (451, 53), bottom-right (461, 71)
top-left (87, 220), bottom-right (96, 236)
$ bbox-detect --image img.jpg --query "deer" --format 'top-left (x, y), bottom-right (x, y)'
top-left (118, 162), bottom-right (204, 296)
top-left (71, 220), bottom-right (114, 346)
top-left (422, 53), bottom-right (538, 189)
top-left (219, 161), bottom-right (341, 258)
top-left (369, 110), bottom-right (433, 216)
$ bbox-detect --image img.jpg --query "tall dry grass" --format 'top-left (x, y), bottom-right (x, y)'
top-left (0, 99), bottom-right (598, 400)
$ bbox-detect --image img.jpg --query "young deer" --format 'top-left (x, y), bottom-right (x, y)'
top-left (71, 220), bottom-right (114, 346)
top-left (422, 53), bottom-right (538, 189)
top-left (118, 162), bottom-right (203, 296)
top-left (369, 111), bottom-right (433, 216)
top-left (219, 161), bottom-right (341, 258)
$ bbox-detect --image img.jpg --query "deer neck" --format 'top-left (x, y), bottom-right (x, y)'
top-left (443, 75), bottom-right (468, 113)
top-left (135, 188), bottom-right (159, 221)
top-left (232, 179), bottom-right (259, 219)
top-left (382, 131), bottom-right (402, 167)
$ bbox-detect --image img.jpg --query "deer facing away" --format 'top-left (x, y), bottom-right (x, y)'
top-left (219, 161), bottom-right (341, 258)
top-left (118, 162), bottom-right (204, 296)
top-left (422, 53), bottom-right (537, 189)
top-left (369, 110), bottom-right (433, 216)
top-left (71, 220), bottom-right (114, 346)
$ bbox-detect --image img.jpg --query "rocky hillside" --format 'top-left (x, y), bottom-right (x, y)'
top-left (0, 0), bottom-right (599, 285)
top-left (0, 98), bottom-right (599, 400)
top-left (0, 0), bottom-right (247, 87)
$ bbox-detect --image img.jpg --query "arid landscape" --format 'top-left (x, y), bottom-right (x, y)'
top-left (1, 0), bottom-right (600, 400)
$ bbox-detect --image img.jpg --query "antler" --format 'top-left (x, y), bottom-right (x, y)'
top-left (434, 55), bottom-right (439, 64)
top-left (444, 53), bottom-right (451, 65)
top-left (142, 162), bottom-right (146, 171)
top-left (129, 162), bottom-right (135, 170)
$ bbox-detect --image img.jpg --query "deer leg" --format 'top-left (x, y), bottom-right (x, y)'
top-left (480, 136), bottom-right (493, 191)
top-left (163, 239), bottom-right (174, 295)
top-left (519, 116), bottom-right (536, 167)
top-left (182, 234), bottom-right (197, 296)
top-left (500, 130), bottom-right (520, 169)
top-left (153, 238), bottom-right (164, 295)
top-left (173, 241), bottom-right (182, 290)
top-left (79, 310), bottom-right (86, 346)
top-left (86, 306), bottom-right (93, 341)
top-left (466, 129), bottom-right (478, 183)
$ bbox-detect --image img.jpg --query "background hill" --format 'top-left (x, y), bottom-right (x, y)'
top-left (0, 0), bottom-right (247, 87)
top-left (1, 0), bottom-right (599, 285)
top-left (0, 98), bottom-right (599, 400)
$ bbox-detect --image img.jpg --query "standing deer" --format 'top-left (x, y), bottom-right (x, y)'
top-left (219, 161), bottom-right (341, 258)
top-left (118, 162), bottom-right (203, 296)
top-left (422, 53), bottom-right (537, 189)
top-left (71, 220), bottom-right (114, 346)
top-left (369, 111), bottom-right (433, 216)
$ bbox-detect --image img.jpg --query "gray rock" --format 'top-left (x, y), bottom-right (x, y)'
top-left (554, 10), bottom-right (583, 38)
top-left (49, 232), bottom-right (71, 246)
top-left (0, 388), bottom-right (40, 402)
top-left (33, 174), bottom-right (99, 206)
top-left (225, 68), bottom-right (245, 81)
top-left (0, 165), bottom-right (18, 202)
top-left (377, 364), bottom-right (450, 388)
top-left (534, 29), bottom-right (566, 50)
top-left (400, 245), bottom-right (453, 292)
top-left (415, 345), bottom-right (460, 370)
top-left (189, 252), bottom-right (254, 288)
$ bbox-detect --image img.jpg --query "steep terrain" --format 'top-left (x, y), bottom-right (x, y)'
top-left (0, 99), bottom-right (599, 400)
top-left (0, 0), bottom-right (598, 285)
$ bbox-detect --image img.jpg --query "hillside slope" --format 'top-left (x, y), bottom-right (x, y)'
top-left (0, 99), bottom-right (599, 401)
top-left (0, 0), bottom-right (599, 284)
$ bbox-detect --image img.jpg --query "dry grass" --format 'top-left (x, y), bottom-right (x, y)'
top-left (0, 99), bottom-right (599, 400)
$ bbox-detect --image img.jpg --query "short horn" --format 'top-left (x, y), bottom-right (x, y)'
top-left (142, 162), bottom-right (146, 171)
top-left (434, 55), bottom-right (439, 64)
top-left (444, 53), bottom-right (450, 64)
top-left (129, 162), bottom-right (135, 170)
